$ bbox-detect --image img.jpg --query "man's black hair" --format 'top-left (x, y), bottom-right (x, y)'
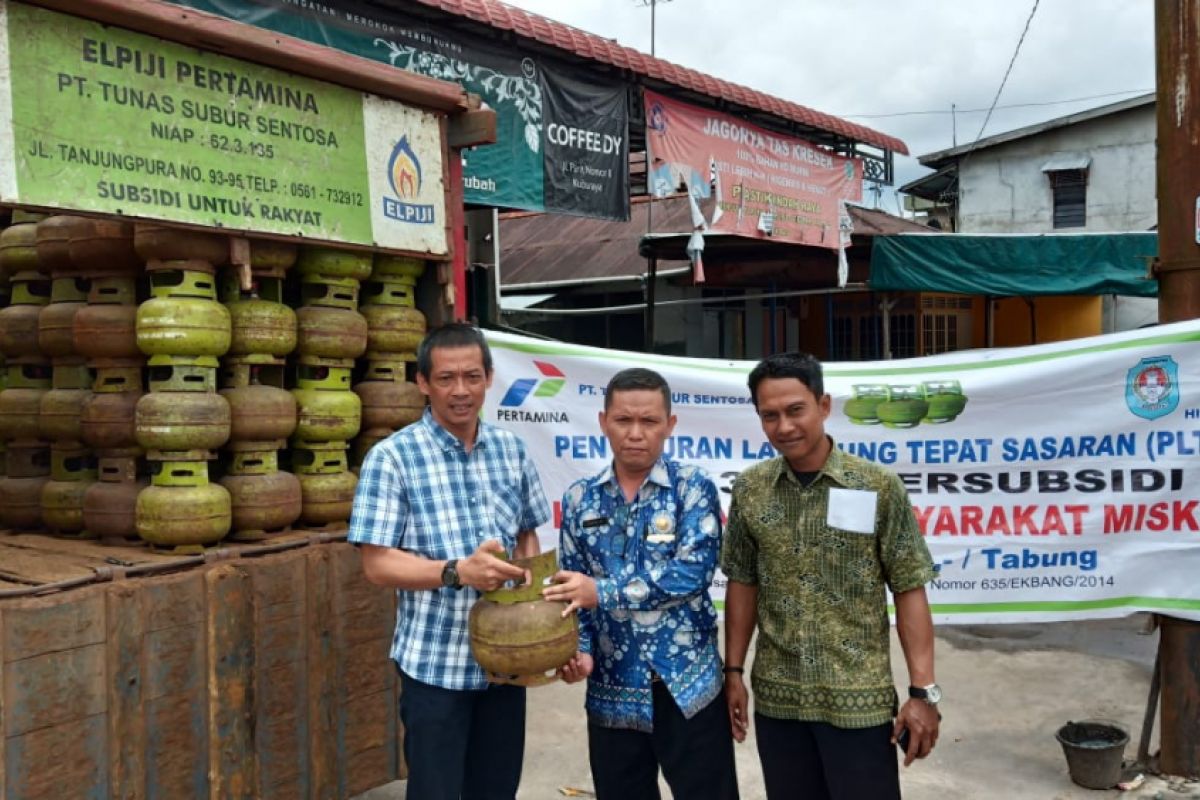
top-left (415, 323), bottom-right (493, 379)
top-left (747, 352), bottom-right (825, 407)
top-left (604, 368), bottom-right (672, 414)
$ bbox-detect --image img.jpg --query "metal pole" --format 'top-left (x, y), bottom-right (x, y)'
top-left (1155, 0), bottom-right (1200, 778)
top-left (651, 0), bottom-right (656, 56)
top-left (880, 294), bottom-right (894, 359)
top-left (644, 257), bottom-right (658, 350)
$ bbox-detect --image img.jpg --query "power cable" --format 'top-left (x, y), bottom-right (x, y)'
top-left (839, 88), bottom-right (1152, 120)
top-left (972, 0), bottom-right (1042, 145)
top-left (936, 0), bottom-right (1042, 205)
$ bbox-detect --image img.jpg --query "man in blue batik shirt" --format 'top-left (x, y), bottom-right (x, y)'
top-left (544, 368), bottom-right (739, 800)
top-left (349, 323), bottom-right (550, 800)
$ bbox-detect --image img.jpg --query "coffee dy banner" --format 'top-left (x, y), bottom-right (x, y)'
top-left (167, 0), bottom-right (630, 221)
top-left (645, 89), bottom-right (862, 249)
top-left (0, 0), bottom-right (447, 254)
top-left (483, 320), bottom-right (1200, 624)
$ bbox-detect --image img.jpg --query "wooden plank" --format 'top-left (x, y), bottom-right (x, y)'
top-left (347, 745), bottom-right (394, 799)
top-left (250, 553), bottom-right (308, 800)
top-left (345, 688), bottom-right (398, 797)
top-left (447, 108), bottom-right (498, 149)
top-left (2, 588), bottom-right (105, 662)
top-left (145, 694), bottom-right (208, 799)
top-left (0, 533), bottom-right (184, 567)
top-left (107, 581), bottom-right (147, 800)
top-left (0, 534), bottom-right (195, 588)
top-left (206, 564), bottom-right (255, 800)
top-left (345, 687), bottom-right (393, 754)
top-left (142, 571), bottom-right (206, 633)
top-left (306, 545), bottom-right (339, 800)
top-left (4, 643), bottom-right (106, 736)
top-left (334, 544), bottom-right (401, 792)
top-left (5, 714), bottom-right (108, 799)
top-left (142, 575), bottom-right (208, 799)
top-left (30, 0), bottom-right (470, 113)
top-left (1, 607), bottom-right (7, 800)
top-left (343, 639), bottom-right (392, 700)
top-left (0, 548), bottom-right (96, 585)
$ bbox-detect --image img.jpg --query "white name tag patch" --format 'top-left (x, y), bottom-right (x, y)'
top-left (826, 488), bottom-right (878, 534)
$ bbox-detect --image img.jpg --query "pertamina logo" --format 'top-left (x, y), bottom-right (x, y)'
top-left (383, 136), bottom-right (435, 224)
top-left (496, 361), bottom-right (569, 423)
top-left (1125, 356), bottom-right (1179, 420)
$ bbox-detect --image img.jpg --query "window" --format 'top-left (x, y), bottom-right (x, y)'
top-left (920, 294), bottom-right (973, 355)
top-left (1049, 169), bottom-right (1087, 228)
top-left (829, 315), bottom-right (854, 360)
top-left (890, 313), bottom-right (917, 358)
top-left (829, 293), bottom-right (918, 361)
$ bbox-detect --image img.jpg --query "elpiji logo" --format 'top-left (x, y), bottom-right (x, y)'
top-left (383, 135), bottom-right (436, 224)
top-left (499, 361), bottom-right (565, 407)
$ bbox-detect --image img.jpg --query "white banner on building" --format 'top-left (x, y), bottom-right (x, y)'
top-left (484, 320), bottom-right (1200, 624)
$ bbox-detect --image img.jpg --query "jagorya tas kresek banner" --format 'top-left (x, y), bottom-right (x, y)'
top-left (484, 321), bottom-right (1200, 623)
top-left (644, 89), bottom-right (862, 249)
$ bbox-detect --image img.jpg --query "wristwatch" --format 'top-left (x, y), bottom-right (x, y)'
top-left (909, 683), bottom-right (942, 705)
top-left (441, 558), bottom-right (462, 590)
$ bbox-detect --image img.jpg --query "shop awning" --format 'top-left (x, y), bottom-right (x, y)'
top-left (869, 232), bottom-right (1158, 297)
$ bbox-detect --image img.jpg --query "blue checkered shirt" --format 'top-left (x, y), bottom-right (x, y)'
top-left (560, 458), bottom-right (725, 731)
top-left (348, 408), bottom-right (551, 690)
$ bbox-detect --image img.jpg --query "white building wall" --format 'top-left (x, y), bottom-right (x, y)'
top-left (957, 106), bottom-right (1156, 234)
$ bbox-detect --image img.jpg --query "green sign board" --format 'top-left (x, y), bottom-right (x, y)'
top-left (0, 0), bottom-right (448, 254)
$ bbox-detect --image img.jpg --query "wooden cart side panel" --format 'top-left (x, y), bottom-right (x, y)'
top-left (141, 573), bottom-right (209, 799)
top-left (251, 552), bottom-right (309, 800)
top-left (0, 541), bottom-right (403, 800)
top-left (307, 545), bottom-right (339, 800)
top-left (107, 581), bottom-right (147, 800)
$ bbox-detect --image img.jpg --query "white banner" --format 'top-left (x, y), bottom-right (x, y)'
top-left (484, 321), bottom-right (1200, 624)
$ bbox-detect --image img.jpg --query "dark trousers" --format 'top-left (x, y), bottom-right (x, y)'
top-left (587, 682), bottom-right (740, 800)
top-left (398, 670), bottom-right (526, 800)
top-left (754, 714), bottom-right (900, 800)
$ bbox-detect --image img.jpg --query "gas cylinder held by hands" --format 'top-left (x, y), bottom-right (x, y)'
top-left (468, 549), bottom-right (578, 687)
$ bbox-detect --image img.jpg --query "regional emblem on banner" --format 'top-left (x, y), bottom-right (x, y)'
top-left (1125, 356), bottom-right (1179, 420)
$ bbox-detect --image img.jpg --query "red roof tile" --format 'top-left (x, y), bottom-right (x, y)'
top-left (410, 0), bottom-right (908, 155)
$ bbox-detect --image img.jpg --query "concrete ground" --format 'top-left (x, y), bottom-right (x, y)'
top-left (356, 616), bottom-right (1197, 799)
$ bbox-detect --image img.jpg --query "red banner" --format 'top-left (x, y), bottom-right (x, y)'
top-left (645, 90), bottom-right (863, 249)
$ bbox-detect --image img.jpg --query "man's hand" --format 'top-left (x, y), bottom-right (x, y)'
top-left (457, 539), bottom-right (528, 592)
top-left (542, 570), bottom-right (599, 615)
top-left (892, 698), bottom-right (940, 767)
top-left (557, 652), bottom-right (593, 684)
top-left (726, 672), bottom-right (749, 743)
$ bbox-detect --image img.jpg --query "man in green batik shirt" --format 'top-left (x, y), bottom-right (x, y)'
top-left (721, 352), bottom-right (941, 800)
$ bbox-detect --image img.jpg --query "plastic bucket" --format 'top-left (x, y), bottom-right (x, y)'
top-left (1055, 720), bottom-right (1128, 790)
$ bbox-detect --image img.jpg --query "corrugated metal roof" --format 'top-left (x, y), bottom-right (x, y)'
top-left (498, 197), bottom-right (929, 288)
top-left (408, 0), bottom-right (908, 155)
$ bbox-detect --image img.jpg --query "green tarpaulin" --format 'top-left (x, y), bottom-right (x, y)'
top-left (870, 232), bottom-right (1158, 297)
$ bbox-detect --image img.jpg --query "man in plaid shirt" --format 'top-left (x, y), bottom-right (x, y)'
top-left (349, 323), bottom-right (550, 800)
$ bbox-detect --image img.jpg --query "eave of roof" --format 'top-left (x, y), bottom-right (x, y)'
top-left (917, 93), bottom-right (1154, 168)
top-left (498, 196), bottom-right (929, 288)
top-left (405, 0), bottom-right (907, 155)
top-left (899, 163), bottom-right (958, 201)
